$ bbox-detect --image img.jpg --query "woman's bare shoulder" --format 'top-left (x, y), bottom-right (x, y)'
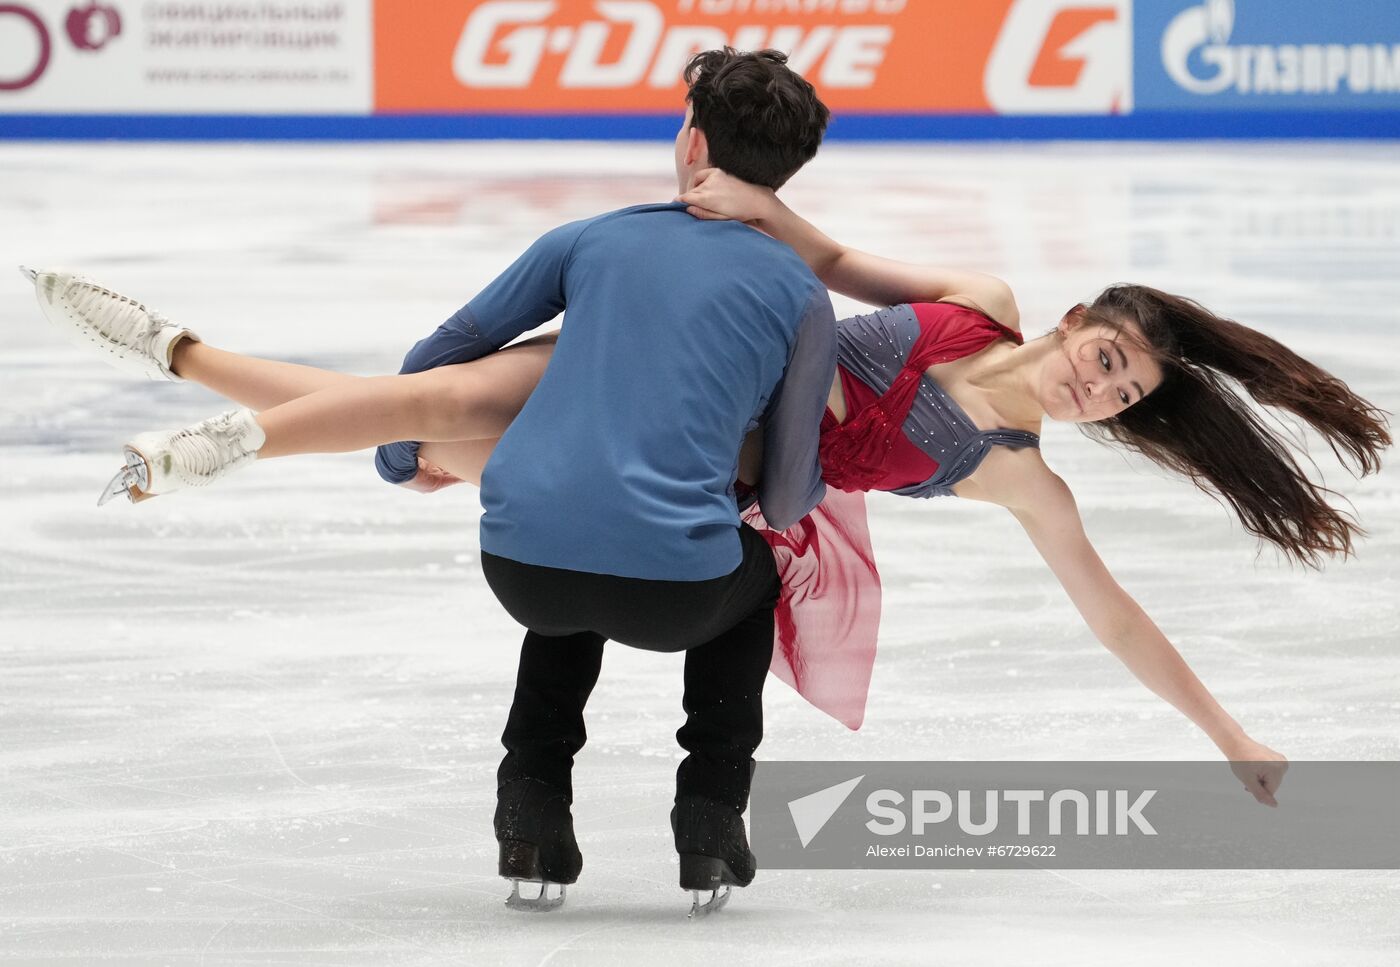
top-left (954, 444), bottom-right (1068, 510)
top-left (935, 277), bottom-right (1020, 332)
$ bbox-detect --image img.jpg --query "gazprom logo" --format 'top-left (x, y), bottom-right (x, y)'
top-left (1162, 0), bottom-right (1400, 96)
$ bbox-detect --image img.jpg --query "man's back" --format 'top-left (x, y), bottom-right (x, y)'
top-left (475, 203), bottom-right (832, 580)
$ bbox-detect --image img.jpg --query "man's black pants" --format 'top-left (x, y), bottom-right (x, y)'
top-left (481, 524), bottom-right (780, 811)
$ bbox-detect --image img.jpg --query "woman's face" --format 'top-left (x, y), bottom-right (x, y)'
top-left (1039, 307), bottom-right (1165, 424)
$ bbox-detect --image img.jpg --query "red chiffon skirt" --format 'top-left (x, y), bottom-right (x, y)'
top-left (743, 486), bottom-right (881, 731)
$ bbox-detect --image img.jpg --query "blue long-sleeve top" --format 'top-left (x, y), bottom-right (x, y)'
top-left (376, 202), bottom-right (836, 581)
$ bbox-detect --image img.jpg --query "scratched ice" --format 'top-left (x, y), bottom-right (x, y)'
top-left (1, 142), bottom-right (1398, 965)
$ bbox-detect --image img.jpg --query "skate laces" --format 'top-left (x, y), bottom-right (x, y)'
top-left (167, 413), bottom-right (255, 485)
top-left (66, 278), bottom-right (159, 352)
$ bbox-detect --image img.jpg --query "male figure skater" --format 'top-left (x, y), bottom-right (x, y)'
top-left (374, 49), bottom-right (833, 911)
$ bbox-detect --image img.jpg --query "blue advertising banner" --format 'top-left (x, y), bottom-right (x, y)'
top-left (1136, 0), bottom-right (1400, 112)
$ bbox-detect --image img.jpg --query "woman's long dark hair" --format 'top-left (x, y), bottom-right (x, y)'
top-left (1077, 284), bottom-right (1391, 567)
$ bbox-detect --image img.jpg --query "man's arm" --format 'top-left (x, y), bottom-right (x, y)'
top-left (375, 220), bottom-right (587, 483)
top-left (756, 285), bottom-right (837, 530)
top-left (679, 169), bottom-right (1019, 327)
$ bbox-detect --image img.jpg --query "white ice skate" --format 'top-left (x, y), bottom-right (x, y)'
top-left (100, 407), bottom-right (265, 506)
top-left (20, 266), bottom-right (200, 381)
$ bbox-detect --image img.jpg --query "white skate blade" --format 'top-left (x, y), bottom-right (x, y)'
top-left (19, 265), bottom-right (37, 283)
top-left (504, 879), bottom-right (566, 912)
top-left (97, 449), bottom-right (151, 506)
top-left (687, 885), bottom-right (732, 919)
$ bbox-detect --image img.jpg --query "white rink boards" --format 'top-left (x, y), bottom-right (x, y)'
top-left (1, 142), bottom-right (1398, 965)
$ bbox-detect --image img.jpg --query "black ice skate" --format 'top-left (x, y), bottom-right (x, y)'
top-left (495, 778), bottom-right (582, 912)
top-left (672, 794), bottom-right (757, 918)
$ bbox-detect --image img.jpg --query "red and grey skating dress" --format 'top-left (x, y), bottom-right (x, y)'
top-left (745, 301), bottom-right (1040, 729)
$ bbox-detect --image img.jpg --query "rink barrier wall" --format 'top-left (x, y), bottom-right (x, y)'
top-left (4, 0), bottom-right (1399, 140)
top-left (3, 111), bottom-right (1399, 141)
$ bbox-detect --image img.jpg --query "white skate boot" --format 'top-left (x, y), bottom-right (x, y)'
top-left (100, 407), bottom-right (266, 506)
top-left (21, 266), bottom-right (200, 381)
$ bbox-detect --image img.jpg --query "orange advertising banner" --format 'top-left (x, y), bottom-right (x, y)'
top-left (374, 0), bottom-right (1021, 114)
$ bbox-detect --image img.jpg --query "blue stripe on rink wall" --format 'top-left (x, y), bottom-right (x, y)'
top-left (1, 111), bottom-right (1398, 141)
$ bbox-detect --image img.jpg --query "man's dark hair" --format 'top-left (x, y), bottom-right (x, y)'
top-left (683, 48), bottom-right (830, 190)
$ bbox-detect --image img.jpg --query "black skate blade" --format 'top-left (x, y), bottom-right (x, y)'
top-left (505, 878), bottom-right (566, 912)
top-left (688, 885), bottom-right (732, 919)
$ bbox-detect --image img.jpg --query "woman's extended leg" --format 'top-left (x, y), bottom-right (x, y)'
top-left (28, 265), bottom-right (554, 448)
top-left (171, 340), bottom-right (356, 410)
top-left (170, 330), bottom-right (557, 421)
top-left (163, 331), bottom-right (557, 460)
top-left (105, 336), bottom-right (555, 503)
top-left (25, 267), bottom-right (553, 499)
top-left (253, 336), bottom-right (555, 459)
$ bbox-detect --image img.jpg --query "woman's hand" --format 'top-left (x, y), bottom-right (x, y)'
top-left (676, 168), bottom-right (777, 224)
top-left (1223, 736), bottom-right (1289, 807)
top-left (400, 457), bottom-right (465, 494)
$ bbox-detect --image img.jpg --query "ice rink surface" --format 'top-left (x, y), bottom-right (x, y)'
top-left (1, 140), bottom-right (1398, 965)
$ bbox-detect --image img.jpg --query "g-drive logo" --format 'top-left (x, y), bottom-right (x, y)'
top-left (789, 775), bottom-right (1157, 848)
top-left (1162, 0), bottom-right (1400, 96)
top-left (453, 0), bottom-right (901, 91)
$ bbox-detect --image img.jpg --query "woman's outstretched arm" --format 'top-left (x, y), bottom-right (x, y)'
top-left (676, 168), bottom-right (1018, 326)
top-left (966, 447), bottom-right (1289, 806)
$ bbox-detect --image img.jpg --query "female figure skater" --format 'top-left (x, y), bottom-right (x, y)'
top-left (23, 174), bottom-right (1387, 808)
